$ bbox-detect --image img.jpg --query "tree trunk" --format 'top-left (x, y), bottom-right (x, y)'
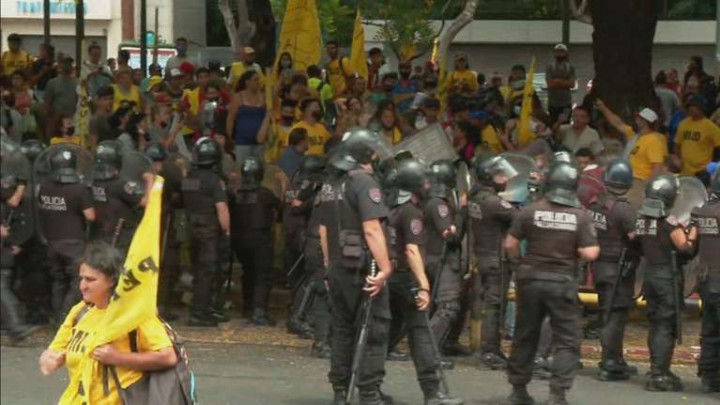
top-left (234, 0), bottom-right (255, 46)
top-left (589, 0), bottom-right (660, 117)
top-left (437, 0), bottom-right (478, 70)
top-left (218, 0), bottom-right (240, 53)
top-left (248, 0), bottom-right (276, 68)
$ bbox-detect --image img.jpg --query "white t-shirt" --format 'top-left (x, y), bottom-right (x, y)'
top-left (558, 124), bottom-right (604, 155)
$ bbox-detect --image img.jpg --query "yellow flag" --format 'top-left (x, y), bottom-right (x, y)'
top-left (350, 10), bottom-right (368, 79)
top-left (518, 57), bottom-right (537, 148)
top-left (79, 176), bottom-right (164, 404)
top-left (275, 0), bottom-right (322, 72)
top-left (430, 38), bottom-right (440, 65)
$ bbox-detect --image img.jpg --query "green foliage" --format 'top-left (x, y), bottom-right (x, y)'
top-left (271, 0), bottom-right (355, 45)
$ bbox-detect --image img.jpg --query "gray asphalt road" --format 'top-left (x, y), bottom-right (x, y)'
top-left (2, 342), bottom-right (717, 405)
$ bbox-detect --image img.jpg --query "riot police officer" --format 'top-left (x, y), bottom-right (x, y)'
top-left (286, 156), bottom-right (325, 337)
top-left (468, 156), bottom-right (518, 370)
top-left (505, 162), bottom-right (599, 405)
top-left (231, 155), bottom-right (281, 326)
top-left (37, 146), bottom-right (96, 322)
top-left (91, 140), bottom-right (148, 252)
top-left (318, 128), bottom-right (393, 405)
top-left (635, 174), bottom-right (696, 392)
top-left (587, 159), bottom-right (638, 381)
top-left (424, 159), bottom-right (463, 367)
top-left (691, 169), bottom-right (720, 393)
top-left (181, 138), bottom-right (230, 327)
top-left (385, 158), bottom-right (464, 405)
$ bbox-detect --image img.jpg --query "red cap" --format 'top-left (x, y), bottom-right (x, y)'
top-left (179, 61), bottom-right (195, 76)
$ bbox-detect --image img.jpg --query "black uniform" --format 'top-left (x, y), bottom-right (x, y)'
top-left (181, 167), bottom-right (228, 321)
top-left (283, 177), bottom-right (310, 288)
top-left (587, 193), bottom-right (637, 374)
top-left (306, 184), bottom-right (332, 353)
top-left (320, 169), bottom-right (391, 397)
top-left (469, 186), bottom-right (516, 361)
top-left (423, 196), bottom-right (462, 347)
top-left (37, 179), bottom-right (93, 320)
top-left (691, 199), bottom-right (720, 389)
top-left (157, 161), bottom-right (184, 315)
top-left (506, 198), bottom-right (597, 392)
top-left (91, 178), bottom-right (143, 251)
top-left (231, 185), bottom-right (281, 320)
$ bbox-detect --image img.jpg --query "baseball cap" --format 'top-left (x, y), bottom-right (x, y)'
top-left (179, 61), bottom-right (195, 76)
top-left (243, 46), bottom-right (256, 55)
top-left (637, 108), bottom-right (658, 123)
top-left (554, 43), bottom-right (568, 52)
top-left (169, 68), bottom-right (184, 78)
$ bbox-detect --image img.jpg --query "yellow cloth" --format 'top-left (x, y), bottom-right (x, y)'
top-left (291, 121), bottom-right (331, 156)
top-left (50, 136), bottom-right (83, 146)
top-left (381, 127), bottom-right (402, 146)
top-left (77, 177), bottom-right (164, 404)
top-left (275, 0), bottom-right (322, 72)
top-left (517, 58), bottom-right (536, 149)
top-left (675, 117), bottom-right (720, 175)
top-left (626, 128), bottom-right (668, 180)
top-left (481, 125), bottom-right (503, 155)
top-left (350, 10), bottom-right (369, 80)
top-left (228, 62), bottom-right (266, 93)
top-left (49, 302), bottom-right (172, 405)
top-left (276, 124), bottom-right (293, 155)
top-left (76, 84), bottom-right (91, 146)
top-left (449, 69), bottom-right (478, 93)
top-left (112, 84), bottom-right (142, 112)
top-left (181, 87), bottom-right (201, 136)
top-left (326, 57), bottom-right (351, 98)
top-left (1, 50), bottom-right (32, 76)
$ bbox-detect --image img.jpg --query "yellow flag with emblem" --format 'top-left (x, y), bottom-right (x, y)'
top-left (517, 57), bottom-right (537, 148)
top-left (274, 0), bottom-right (322, 72)
top-left (350, 10), bottom-right (368, 79)
top-left (78, 176), bottom-right (164, 404)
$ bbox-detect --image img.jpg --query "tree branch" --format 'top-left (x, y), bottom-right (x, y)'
top-left (569, 0), bottom-right (592, 25)
top-left (437, 0), bottom-right (478, 70)
top-left (218, 0), bottom-right (240, 52)
top-left (235, 0), bottom-right (256, 45)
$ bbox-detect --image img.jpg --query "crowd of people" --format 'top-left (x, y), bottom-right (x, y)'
top-left (1, 31), bottom-right (720, 405)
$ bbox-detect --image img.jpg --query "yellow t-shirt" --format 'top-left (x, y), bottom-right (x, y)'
top-left (326, 57), bottom-right (351, 98)
top-left (381, 127), bottom-right (402, 146)
top-left (1, 50), bottom-right (32, 76)
top-left (291, 121), bottom-right (331, 156)
top-left (481, 125), bottom-right (503, 155)
top-left (675, 117), bottom-right (720, 176)
top-left (449, 69), bottom-right (478, 93)
top-left (49, 302), bottom-right (172, 405)
top-left (112, 84), bottom-right (142, 112)
top-left (50, 136), bottom-right (83, 146)
top-left (228, 62), bottom-right (266, 92)
top-left (626, 128), bottom-right (668, 180)
top-left (274, 123), bottom-right (293, 160)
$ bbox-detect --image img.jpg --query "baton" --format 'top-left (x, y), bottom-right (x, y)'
top-left (670, 250), bottom-right (683, 345)
top-left (346, 260), bottom-right (377, 405)
top-left (111, 219), bottom-right (126, 248)
top-left (604, 248), bottom-right (627, 325)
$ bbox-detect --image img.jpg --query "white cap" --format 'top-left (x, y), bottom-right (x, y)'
top-left (170, 68), bottom-right (183, 78)
top-left (554, 43), bottom-right (568, 52)
top-left (638, 108), bottom-right (658, 123)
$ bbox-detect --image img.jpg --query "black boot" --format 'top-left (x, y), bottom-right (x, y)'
top-left (645, 374), bottom-right (683, 392)
top-left (477, 352), bottom-right (508, 370)
top-left (252, 308), bottom-right (276, 326)
top-left (311, 341), bottom-right (332, 359)
top-left (209, 309), bottom-right (230, 323)
top-left (358, 389), bottom-right (385, 405)
top-left (438, 357), bottom-right (455, 370)
top-left (546, 387), bottom-right (568, 405)
top-left (386, 347), bottom-right (409, 361)
top-left (332, 388), bottom-right (347, 405)
top-left (443, 341), bottom-right (472, 357)
top-left (700, 372), bottom-right (720, 393)
top-left (508, 385), bottom-right (535, 405)
top-left (598, 359), bottom-right (631, 381)
top-left (287, 318), bottom-right (314, 339)
top-left (187, 313), bottom-right (218, 327)
top-left (532, 357), bottom-right (551, 380)
top-left (424, 391), bottom-right (464, 405)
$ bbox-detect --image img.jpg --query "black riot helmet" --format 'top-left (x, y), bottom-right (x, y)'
top-left (474, 156), bottom-right (518, 192)
top-left (239, 155), bottom-right (264, 190)
top-left (192, 137), bottom-right (222, 167)
top-left (603, 159), bottom-right (633, 191)
top-left (329, 127), bottom-right (390, 171)
top-left (144, 142), bottom-right (168, 162)
top-left (544, 162), bottom-right (580, 207)
top-left (93, 140), bottom-right (123, 180)
top-left (392, 158), bottom-right (429, 205)
top-left (428, 159), bottom-right (457, 199)
top-left (297, 155), bottom-right (326, 183)
top-left (638, 174), bottom-right (678, 218)
top-left (20, 139), bottom-right (46, 162)
top-left (50, 146), bottom-right (79, 184)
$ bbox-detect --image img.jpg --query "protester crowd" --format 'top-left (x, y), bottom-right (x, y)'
top-left (2, 31), bottom-right (720, 404)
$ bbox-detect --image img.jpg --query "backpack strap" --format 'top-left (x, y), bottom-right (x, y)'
top-left (129, 330), bottom-right (139, 353)
top-left (338, 56), bottom-right (350, 78)
top-left (72, 305), bottom-right (91, 327)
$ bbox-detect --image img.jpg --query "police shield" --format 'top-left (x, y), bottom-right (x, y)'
top-left (498, 152), bottom-right (537, 203)
top-left (1, 136), bottom-right (33, 244)
top-left (166, 152), bottom-right (191, 179)
top-left (670, 176), bottom-right (708, 225)
top-left (392, 123), bottom-right (457, 164)
top-left (262, 163), bottom-right (287, 199)
top-left (1, 135), bottom-right (31, 190)
top-left (120, 151), bottom-right (155, 187)
top-left (34, 144), bottom-right (94, 187)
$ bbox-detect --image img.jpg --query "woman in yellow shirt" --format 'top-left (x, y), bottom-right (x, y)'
top-left (39, 243), bottom-right (177, 405)
top-left (112, 67), bottom-right (142, 112)
top-left (49, 114), bottom-right (84, 146)
top-left (448, 53), bottom-right (478, 95)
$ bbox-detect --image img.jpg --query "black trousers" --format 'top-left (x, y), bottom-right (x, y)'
top-left (304, 239), bottom-right (331, 345)
top-left (477, 268), bottom-right (511, 355)
top-left (158, 213), bottom-right (181, 310)
top-left (47, 239), bottom-right (85, 320)
top-left (327, 265), bottom-right (390, 392)
top-left (1, 268), bottom-right (25, 332)
top-left (593, 261), bottom-right (635, 363)
top-left (507, 277), bottom-right (582, 390)
top-left (643, 268), bottom-right (681, 376)
top-left (388, 270), bottom-right (442, 396)
top-left (235, 230), bottom-right (274, 312)
top-left (698, 279), bottom-right (720, 376)
top-left (189, 216), bottom-right (219, 317)
top-left (426, 253), bottom-right (462, 348)
top-left (16, 237), bottom-right (50, 318)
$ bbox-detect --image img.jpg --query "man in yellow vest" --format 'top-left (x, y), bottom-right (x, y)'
top-left (1, 34), bottom-right (32, 77)
top-left (228, 47), bottom-right (265, 92)
top-left (324, 40), bottom-right (351, 98)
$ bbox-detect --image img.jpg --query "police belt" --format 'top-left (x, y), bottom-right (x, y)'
top-left (516, 270), bottom-right (575, 283)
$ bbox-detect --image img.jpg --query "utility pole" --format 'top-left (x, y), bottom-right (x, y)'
top-left (140, 0), bottom-right (148, 74)
top-left (153, 7), bottom-right (159, 65)
top-left (43, 0), bottom-right (50, 44)
top-left (561, 0), bottom-right (570, 46)
top-left (75, 0), bottom-right (84, 68)
top-left (716, 0), bottom-right (719, 75)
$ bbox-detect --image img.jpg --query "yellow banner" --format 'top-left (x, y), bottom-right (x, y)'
top-left (518, 57), bottom-right (537, 148)
top-left (275, 0), bottom-right (322, 72)
top-left (350, 10), bottom-right (368, 79)
top-left (79, 176), bottom-right (164, 404)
